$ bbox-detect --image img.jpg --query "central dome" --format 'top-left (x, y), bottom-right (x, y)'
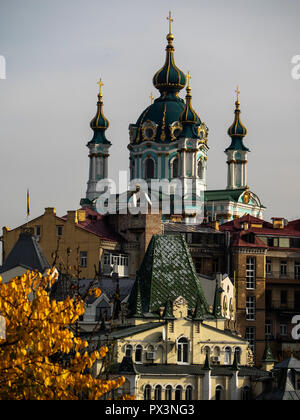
top-left (153, 33), bottom-right (187, 93)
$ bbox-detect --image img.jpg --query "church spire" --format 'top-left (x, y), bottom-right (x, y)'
top-left (179, 72), bottom-right (201, 138)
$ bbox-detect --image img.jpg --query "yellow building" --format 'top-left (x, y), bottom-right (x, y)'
top-left (92, 235), bottom-right (268, 400)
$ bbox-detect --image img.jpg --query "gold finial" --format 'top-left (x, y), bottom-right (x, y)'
top-left (150, 92), bottom-right (154, 104)
top-left (235, 85), bottom-right (240, 102)
top-left (187, 71), bottom-right (192, 89)
top-left (97, 78), bottom-right (104, 97)
top-left (167, 11), bottom-right (173, 34)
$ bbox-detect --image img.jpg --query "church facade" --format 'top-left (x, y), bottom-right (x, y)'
top-left (80, 13), bottom-right (265, 225)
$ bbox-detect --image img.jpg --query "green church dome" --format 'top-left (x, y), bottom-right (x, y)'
top-left (226, 87), bottom-right (248, 152)
top-left (129, 22), bottom-right (203, 145)
top-left (88, 79), bottom-right (111, 145)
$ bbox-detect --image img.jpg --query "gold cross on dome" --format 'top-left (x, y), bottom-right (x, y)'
top-left (97, 78), bottom-right (104, 96)
top-left (150, 92), bottom-right (154, 104)
top-left (235, 85), bottom-right (240, 101)
top-left (167, 11), bottom-right (173, 34)
top-left (187, 71), bottom-right (192, 88)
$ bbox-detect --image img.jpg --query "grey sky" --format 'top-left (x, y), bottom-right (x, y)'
top-left (0, 0), bottom-right (299, 233)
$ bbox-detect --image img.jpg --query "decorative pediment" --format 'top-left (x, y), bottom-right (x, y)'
top-left (172, 296), bottom-right (188, 318)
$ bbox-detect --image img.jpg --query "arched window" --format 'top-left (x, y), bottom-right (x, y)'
top-left (125, 344), bottom-right (133, 357)
top-left (241, 386), bottom-right (250, 401)
top-left (177, 337), bottom-right (189, 363)
top-left (197, 160), bottom-right (204, 179)
top-left (224, 347), bottom-right (231, 365)
top-left (135, 345), bottom-right (143, 363)
top-left (185, 385), bottom-right (193, 400)
top-left (175, 385), bottom-right (182, 401)
top-left (165, 385), bottom-right (172, 400)
top-left (145, 158), bottom-right (155, 179)
top-left (215, 385), bottom-right (223, 401)
top-left (144, 385), bottom-right (151, 400)
top-left (154, 385), bottom-right (162, 400)
top-left (235, 347), bottom-right (241, 364)
top-left (171, 158), bottom-right (179, 179)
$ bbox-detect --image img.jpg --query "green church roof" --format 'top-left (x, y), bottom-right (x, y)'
top-left (88, 81), bottom-right (111, 145)
top-left (128, 234), bottom-right (210, 317)
top-left (226, 91), bottom-right (249, 152)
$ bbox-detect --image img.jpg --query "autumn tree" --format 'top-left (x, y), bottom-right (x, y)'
top-left (0, 269), bottom-right (125, 400)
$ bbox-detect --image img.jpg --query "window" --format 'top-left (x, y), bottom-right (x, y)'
top-left (175, 385), bottom-right (182, 401)
top-left (145, 158), bottom-right (155, 179)
top-left (80, 251), bottom-right (88, 268)
top-left (266, 259), bottom-right (272, 275)
top-left (215, 385), bottom-right (223, 401)
top-left (103, 253), bottom-right (129, 267)
top-left (265, 321), bottom-right (272, 338)
top-left (246, 257), bottom-right (256, 289)
top-left (125, 345), bottom-right (133, 357)
top-left (280, 261), bottom-right (287, 276)
top-left (281, 290), bottom-right (288, 305)
top-left (177, 337), bottom-right (189, 364)
top-left (234, 347), bottom-right (241, 364)
top-left (224, 347), bottom-right (231, 365)
top-left (135, 345), bottom-right (143, 363)
top-left (169, 321), bottom-right (174, 333)
top-left (154, 385), bottom-right (162, 400)
top-left (197, 161), bottom-right (204, 179)
top-left (246, 296), bottom-right (256, 321)
top-left (280, 324), bottom-right (288, 336)
top-left (144, 385), bottom-right (151, 400)
top-left (185, 385), bottom-right (193, 400)
top-left (245, 327), bottom-right (255, 356)
top-left (56, 225), bottom-right (63, 237)
top-left (35, 226), bottom-right (41, 238)
top-left (165, 385), bottom-right (172, 401)
top-left (295, 263), bottom-right (300, 280)
top-left (171, 158), bottom-right (179, 179)
top-left (95, 301), bottom-right (111, 321)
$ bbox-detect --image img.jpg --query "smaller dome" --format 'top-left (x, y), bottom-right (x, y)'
top-left (227, 100), bottom-right (247, 138)
top-left (89, 80), bottom-right (111, 145)
top-left (226, 89), bottom-right (249, 152)
top-left (179, 85), bottom-right (201, 125)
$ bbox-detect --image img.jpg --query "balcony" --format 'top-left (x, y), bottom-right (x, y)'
top-left (266, 271), bottom-right (300, 282)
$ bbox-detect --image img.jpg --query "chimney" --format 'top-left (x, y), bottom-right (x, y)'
top-left (44, 207), bottom-right (56, 216)
top-left (67, 210), bottom-right (78, 224)
top-left (77, 209), bottom-right (86, 223)
top-left (271, 218), bottom-right (285, 229)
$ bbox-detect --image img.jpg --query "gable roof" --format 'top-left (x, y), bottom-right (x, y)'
top-left (1, 230), bottom-right (50, 274)
top-left (128, 234), bottom-right (210, 317)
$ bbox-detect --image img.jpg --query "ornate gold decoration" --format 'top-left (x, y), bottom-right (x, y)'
top-left (235, 85), bottom-right (240, 102)
top-left (149, 92), bottom-right (154, 104)
top-left (141, 120), bottom-right (158, 141)
top-left (160, 104), bottom-right (167, 141)
top-left (169, 121), bottom-right (183, 141)
top-left (243, 191), bottom-right (251, 204)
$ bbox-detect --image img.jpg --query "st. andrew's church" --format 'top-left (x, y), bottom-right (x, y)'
top-left (80, 12), bottom-right (265, 225)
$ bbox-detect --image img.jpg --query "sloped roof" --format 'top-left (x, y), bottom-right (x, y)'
top-left (128, 234), bottom-right (210, 317)
top-left (1, 231), bottom-right (50, 274)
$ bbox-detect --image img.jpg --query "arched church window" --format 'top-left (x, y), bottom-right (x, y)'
top-left (185, 385), bottom-right (193, 400)
top-left (177, 337), bottom-right (188, 363)
top-left (145, 158), bottom-right (155, 179)
top-left (144, 385), bottom-right (151, 400)
top-left (135, 345), bottom-right (143, 363)
top-left (197, 160), bottom-right (204, 179)
top-left (215, 385), bottom-right (223, 401)
top-left (154, 385), bottom-right (162, 400)
top-left (224, 347), bottom-right (231, 365)
top-left (171, 158), bottom-right (179, 178)
top-left (175, 385), bottom-right (182, 401)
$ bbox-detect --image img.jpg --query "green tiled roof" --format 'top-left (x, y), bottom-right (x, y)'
top-left (128, 234), bottom-right (210, 317)
top-left (205, 188), bottom-right (246, 203)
